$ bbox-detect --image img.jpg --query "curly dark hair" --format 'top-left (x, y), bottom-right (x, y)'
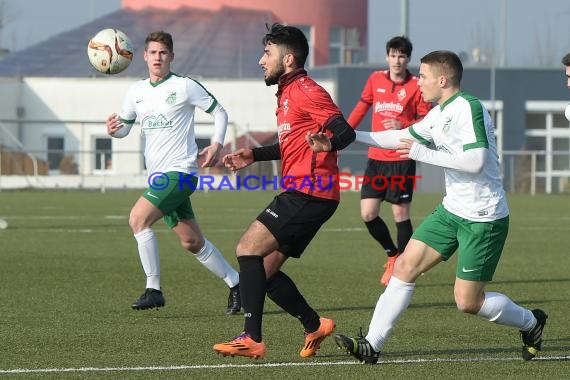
top-left (262, 23), bottom-right (308, 67)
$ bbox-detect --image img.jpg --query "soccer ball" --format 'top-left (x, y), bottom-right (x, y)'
top-left (87, 28), bottom-right (133, 74)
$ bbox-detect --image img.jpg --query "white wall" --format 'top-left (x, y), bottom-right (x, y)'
top-left (0, 77), bottom-right (25, 147)
top-left (1, 76), bottom-right (336, 177)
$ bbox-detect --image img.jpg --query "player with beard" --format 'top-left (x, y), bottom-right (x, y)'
top-left (213, 23), bottom-right (355, 359)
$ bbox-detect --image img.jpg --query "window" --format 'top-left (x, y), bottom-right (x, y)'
top-left (94, 137), bottom-right (112, 170)
top-left (329, 27), bottom-right (342, 65)
top-left (329, 26), bottom-right (363, 65)
top-left (46, 136), bottom-right (64, 171)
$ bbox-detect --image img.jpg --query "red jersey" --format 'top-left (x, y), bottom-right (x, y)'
top-left (348, 70), bottom-right (432, 161)
top-left (275, 69), bottom-right (343, 201)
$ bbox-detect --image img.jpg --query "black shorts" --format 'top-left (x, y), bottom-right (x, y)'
top-left (360, 159), bottom-right (416, 204)
top-left (256, 191), bottom-right (338, 258)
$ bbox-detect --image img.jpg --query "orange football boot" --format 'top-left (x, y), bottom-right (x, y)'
top-left (213, 332), bottom-right (267, 359)
top-left (300, 317), bottom-right (336, 357)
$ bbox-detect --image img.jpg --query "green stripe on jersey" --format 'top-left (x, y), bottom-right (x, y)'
top-left (409, 126), bottom-right (431, 146)
top-left (460, 92), bottom-right (489, 151)
top-left (186, 76), bottom-right (219, 113)
top-left (120, 117), bottom-right (135, 124)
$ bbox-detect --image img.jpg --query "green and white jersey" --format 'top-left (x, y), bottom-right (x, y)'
top-left (119, 72), bottom-right (220, 175)
top-left (409, 91), bottom-right (509, 221)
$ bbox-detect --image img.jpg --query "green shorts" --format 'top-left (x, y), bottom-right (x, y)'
top-left (412, 203), bottom-right (509, 281)
top-left (142, 172), bottom-right (198, 229)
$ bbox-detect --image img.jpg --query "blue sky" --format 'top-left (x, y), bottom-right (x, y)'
top-left (370, 0), bottom-right (570, 68)
top-left (2, 0), bottom-right (570, 68)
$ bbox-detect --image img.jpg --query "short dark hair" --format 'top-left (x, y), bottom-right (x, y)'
top-left (262, 23), bottom-right (309, 67)
top-left (145, 31), bottom-right (173, 53)
top-left (562, 53), bottom-right (570, 67)
top-left (386, 36), bottom-right (413, 57)
top-left (420, 50), bottom-right (463, 86)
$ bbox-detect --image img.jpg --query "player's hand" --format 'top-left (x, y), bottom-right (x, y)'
top-left (396, 138), bottom-right (413, 158)
top-left (306, 131), bottom-right (332, 152)
top-left (199, 142), bottom-right (223, 168)
top-left (222, 149), bottom-right (254, 172)
top-left (106, 113), bottom-right (124, 136)
top-left (382, 119), bottom-right (401, 130)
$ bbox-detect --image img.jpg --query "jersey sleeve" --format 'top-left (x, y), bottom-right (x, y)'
top-left (186, 78), bottom-right (229, 145)
top-left (297, 83), bottom-right (343, 129)
top-left (118, 84), bottom-right (138, 125)
top-left (407, 110), bottom-right (435, 146)
top-left (186, 78), bottom-right (219, 113)
top-left (347, 74), bottom-right (374, 128)
top-left (460, 99), bottom-right (489, 151)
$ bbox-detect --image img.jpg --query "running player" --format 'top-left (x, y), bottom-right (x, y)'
top-left (106, 31), bottom-right (241, 315)
top-left (309, 50), bottom-right (547, 364)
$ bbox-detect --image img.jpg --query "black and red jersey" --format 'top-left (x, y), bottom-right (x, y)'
top-left (275, 69), bottom-right (343, 201)
top-left (348, 70), bottom-right (432, 161)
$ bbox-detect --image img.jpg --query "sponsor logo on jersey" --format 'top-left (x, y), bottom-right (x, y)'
top-left (142, 114), bottom-right (173, 130)
top-left (374, 101), bottom-right (404, 113)
top-left (277, 122), bottom-right (291, 142)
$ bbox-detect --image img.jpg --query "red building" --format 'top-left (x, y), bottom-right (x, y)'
top-left (122, 0), bottom-right (367, 67)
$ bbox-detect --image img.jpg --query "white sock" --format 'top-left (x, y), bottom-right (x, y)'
top-left (134, 228), bottom-right (160, 290)
top-left (194, 239), bottom-right (239, 288)
top-left (477, 291), bottom-right (536, 330)
top-left (366, 276), bottom-right (415, 351)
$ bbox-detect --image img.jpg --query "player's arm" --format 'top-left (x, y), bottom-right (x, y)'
top-left (347, 100), bottom-right (371, 129)
top-left (347, 75), bottom-right (374, 129)
top-left (209, 103), bottom-right (228, 146)
top-left (398, 108), bottom-right (485, 173)
top-left (186, 78), bottom-right (229, 167)
top-left (355, 106), bottom-right (436, 149)
top-left (405, 99), bottom-right (489, 173)
top-left (223, 143), bottom-right (280, 172)
top-left (199, 103), bottom-right (228, 167)
top-left (355, 127), bottom-right (484, 173)
top-left (354, 128), bottom-right (413, 149)
top-left (306, 115), bottom-right (356, 152)
top-left (109, 86), bottom-right (137, 138)
top-left (252, 143), bottom-right (281, 161)
top-left (326, 115), bottom-right (356, 150)
top-left (405, 143), bottom-right (485, 173)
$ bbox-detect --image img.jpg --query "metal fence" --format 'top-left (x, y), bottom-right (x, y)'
top-left (1, 148), bottom-right (569, 195)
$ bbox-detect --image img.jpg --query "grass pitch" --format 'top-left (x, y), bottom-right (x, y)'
top-left (0, 189), bottom-right (568, 379)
